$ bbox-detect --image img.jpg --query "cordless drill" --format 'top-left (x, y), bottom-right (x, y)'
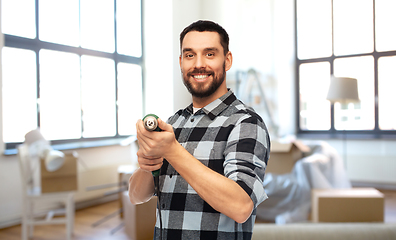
top-left (143, 114), bottom-right (163, 236)
top-left (142, 114), bottom-right (161, 177)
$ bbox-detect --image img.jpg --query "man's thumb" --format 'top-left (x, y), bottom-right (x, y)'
top-left (157, 118), bottom-right (171, 132)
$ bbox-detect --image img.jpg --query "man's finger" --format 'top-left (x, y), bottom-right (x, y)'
top-left (157, 118), bottom-right (172, 132)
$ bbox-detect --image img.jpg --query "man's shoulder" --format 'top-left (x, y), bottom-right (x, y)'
top-left (226, 98), bottom-right (265, 123)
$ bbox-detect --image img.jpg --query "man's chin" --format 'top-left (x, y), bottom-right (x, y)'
top-left (190, 89), bottom-right (209, 98)
top-left (189, 86), bottom-right (217, 98)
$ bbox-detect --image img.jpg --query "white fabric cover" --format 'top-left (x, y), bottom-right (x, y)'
top-left (257, 141), bottom-right (351, 223)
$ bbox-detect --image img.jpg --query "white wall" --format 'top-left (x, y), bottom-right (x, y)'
top-left (327, 139), bottom-right (396, 186)
top-left (171, 0), bottom-right (202, 112)
top-left (143, 0), bottom-right (174, 119)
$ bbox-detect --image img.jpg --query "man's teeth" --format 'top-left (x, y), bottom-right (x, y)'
top-left (194, 75), bottom-right (209, 79)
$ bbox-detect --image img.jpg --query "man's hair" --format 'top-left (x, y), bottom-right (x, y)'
top-left (180, 20), bottom-right (229, 56)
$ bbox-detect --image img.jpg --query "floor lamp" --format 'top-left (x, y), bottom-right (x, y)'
top-left (326, 76), bottom-right (360, 170)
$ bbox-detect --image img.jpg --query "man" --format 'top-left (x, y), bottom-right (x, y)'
top-left (129, 20), bottom-right (270, 240)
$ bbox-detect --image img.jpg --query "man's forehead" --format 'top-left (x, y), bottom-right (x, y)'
top-left (181, 31), bottom-right (222, 51)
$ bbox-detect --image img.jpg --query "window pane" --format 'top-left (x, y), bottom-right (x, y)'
top-left (39, 50), bottom-right (82, 140)
top-left (81, 55), bottom-right (116, 138)
top-left (117, 63), bottom-right (142, 135)
top-left (80, 0), bottom-right (114, 52)
top-left (117, 0), bottom-right (142, 57)
top-left (39, 0), bottom-right (79, 46)
top-left (378, 56), bottom-right (396, 130)
top-left (333, 0), bottom-right (373, 55)
top-left (2, 48), bottom-right (37, 142)
top-left (334, 56), bottom-right (374, 130)
top-left (299, 62), bottom-right (331, 130)
top-left (296, 0), bottom-right (332, 59)
top-left (375, 0), bottom-right (396, 52)
top-left (1, 0), bottom-right (36, 38)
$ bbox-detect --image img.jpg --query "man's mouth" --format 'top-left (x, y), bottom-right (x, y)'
top-left (193, 74), bottom-right (210, 80)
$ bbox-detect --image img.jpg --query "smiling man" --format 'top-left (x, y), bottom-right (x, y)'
top-left (129, 20), bottom-right (270, 240)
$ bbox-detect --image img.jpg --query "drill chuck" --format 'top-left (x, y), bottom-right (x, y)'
top-left (143, 114), bottom-right (161, 132)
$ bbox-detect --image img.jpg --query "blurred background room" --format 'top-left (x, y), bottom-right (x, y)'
top-left (0, 0), bottom-right (395, 239)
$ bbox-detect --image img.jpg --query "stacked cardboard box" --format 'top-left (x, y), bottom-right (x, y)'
top-left (123, 191), bottom-right (157, 240)
top-left (40, 152), bottom-right (78, 193)
top-left (311, 188), bottom-right (384, 222)
top-left (267, 140), bottom-right (310, 174)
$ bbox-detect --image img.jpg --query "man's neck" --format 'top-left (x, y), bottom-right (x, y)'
top-left (192, 85), bottom-right (228, 108)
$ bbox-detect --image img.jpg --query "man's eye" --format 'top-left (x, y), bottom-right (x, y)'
top-left (186, 54), bottom-right (194, 58)
top-left (207, 53), bottom-right (214, 57)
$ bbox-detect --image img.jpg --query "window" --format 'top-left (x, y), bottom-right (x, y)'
top-left (296, 0), bottom-right (396, 138)
top-left (2, 0), bottom-right (143, 151)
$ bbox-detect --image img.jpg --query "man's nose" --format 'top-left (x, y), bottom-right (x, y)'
top-left (194, 55), bottom-right (206, 69)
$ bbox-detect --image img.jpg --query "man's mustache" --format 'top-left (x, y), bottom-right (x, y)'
top-left (187, 69), bottom-right (214, 77)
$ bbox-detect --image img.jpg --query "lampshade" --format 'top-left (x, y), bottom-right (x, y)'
top-left (44, 149), bottom-right (65, 172)
top-left (25, 129), bottom-right (48, 145)
top-left (24, 129), bottom-right (65, 172)
top-left (326, 76), bottom-right (360, 103)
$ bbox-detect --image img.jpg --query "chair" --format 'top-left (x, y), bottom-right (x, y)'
top-left (17, 144), bottom-right (75, 240)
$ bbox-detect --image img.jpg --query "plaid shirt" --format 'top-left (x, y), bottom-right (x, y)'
top-left (155, 90), bottom-right (270, 240)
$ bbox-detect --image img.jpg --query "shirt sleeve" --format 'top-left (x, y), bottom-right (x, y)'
top-left (223, 114), bottom-right (270, 209)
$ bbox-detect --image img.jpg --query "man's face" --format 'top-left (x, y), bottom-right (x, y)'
top-left (179, 31), bottom-right (232, 98)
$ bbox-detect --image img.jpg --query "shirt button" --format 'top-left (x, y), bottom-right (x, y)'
top-left (191, 118), bottom-right (194, 122)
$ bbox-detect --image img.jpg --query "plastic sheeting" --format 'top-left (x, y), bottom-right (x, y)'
top-left (256, 141), bottom-right (351, 224)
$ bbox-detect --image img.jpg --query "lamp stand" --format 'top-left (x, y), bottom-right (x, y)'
top-left (343, 128), bottom-right (347, 171)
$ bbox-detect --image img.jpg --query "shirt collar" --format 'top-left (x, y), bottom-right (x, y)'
top-left (185, 89), bottom-right (237, 120)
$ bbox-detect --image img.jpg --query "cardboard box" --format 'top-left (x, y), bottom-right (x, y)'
top-left (266, 140), bottom-right (310, 174)
top-left (123, 191), bottom-right (157, 240)
top-left (40, 152), bottom-right (78, 193)
top-left (118, 164), bottom-right (138, 218)
top-left (311, 188), bottom-right (384, 223)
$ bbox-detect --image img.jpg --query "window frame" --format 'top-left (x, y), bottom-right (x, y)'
top-left (294, 0), bottom-right (396, 139)
top-left (3, 0), bottom-right (144, 153)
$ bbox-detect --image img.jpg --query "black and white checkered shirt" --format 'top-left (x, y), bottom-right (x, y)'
top-left (155, 90), bottom-right (270, 240)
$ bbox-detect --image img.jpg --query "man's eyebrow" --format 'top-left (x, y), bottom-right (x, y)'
top-left (182, 47), bottom-right (220, 53)
top-left (204, 47), bottom-right (219, 52)
top-left (182, 48), bottom-right (193, 53)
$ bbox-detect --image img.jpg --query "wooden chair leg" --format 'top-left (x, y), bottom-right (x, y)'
top-left (65, 196), bottom-right (74, 240)
top-left (28, 201), bottom-right (34, 238)
top-left (21, 199), bottom-right (28, 240)
top-left (21, 219), bottom-right (28, 240)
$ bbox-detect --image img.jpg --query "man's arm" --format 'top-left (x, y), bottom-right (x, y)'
top-left (167, 142), bottom-right (254, 223)
top-left (136, 118), bottom-right (254, 223)
top-left (128, 144), bottom-right (164, 204)
top-left (128, 167), bottom-right (155, 205)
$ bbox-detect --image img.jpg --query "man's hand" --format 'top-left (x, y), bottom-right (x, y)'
top-left (135, 118), bottom-right (177, 171)
top-left (136, 151), bottom-right (163, 173)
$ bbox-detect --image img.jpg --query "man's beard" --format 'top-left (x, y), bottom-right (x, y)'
top-left (182, 62), bottom-right (226, 98)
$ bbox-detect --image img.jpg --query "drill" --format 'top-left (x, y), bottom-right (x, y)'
top-left (142, 114), bottom-right (161, 177)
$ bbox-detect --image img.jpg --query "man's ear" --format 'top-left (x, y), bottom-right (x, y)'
top-left (225, 51), bottom-right (233, 71)
top-left (179, 55), bottom-right (182, 68)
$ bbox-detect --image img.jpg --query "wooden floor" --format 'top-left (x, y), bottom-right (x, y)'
top-left (0, 200), bottom-right (130, 240)
top-left (0, 189), bottom-right (395, 240)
